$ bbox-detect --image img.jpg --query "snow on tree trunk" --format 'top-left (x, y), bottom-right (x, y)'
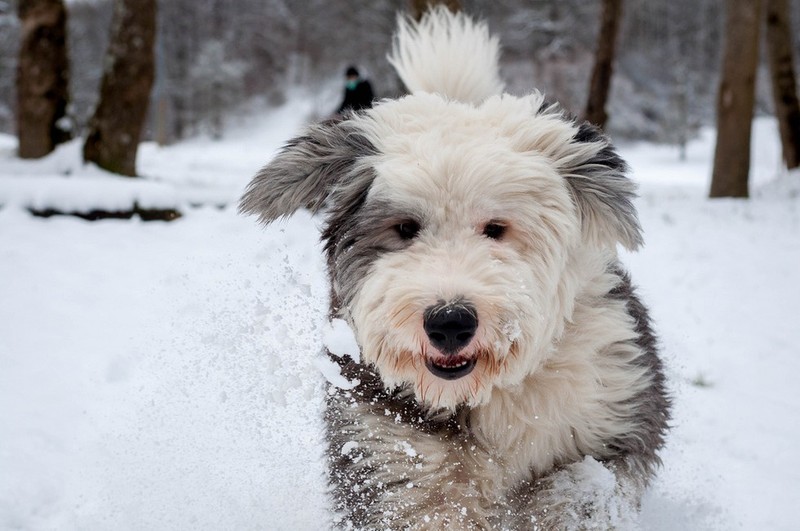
top-left (15, 0), bottom-right (70, 159)
top-left (82, 0), bottom-right (155, 177)
top-left (582, 0), bottom-right (623, 129)
top-left (765, 0), bottom-right (800, 170)
top-left (710, 0), bottom-right (762, 198)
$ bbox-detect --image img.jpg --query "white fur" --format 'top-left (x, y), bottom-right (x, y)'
top-left (388, 7), bottom-right (504, 104)
top-left (349, 94), bottom-right (574, 409)
top-left (345, 92), bottom-right (636, 411)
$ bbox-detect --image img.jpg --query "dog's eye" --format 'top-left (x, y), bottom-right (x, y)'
top-left (483, 222), bottom-right (507, 240)
top-left (395, 221), bottom-right (421, 240)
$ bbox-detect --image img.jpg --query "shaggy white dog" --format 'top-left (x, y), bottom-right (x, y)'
top-left (241, 7), bottom-right (669, 530)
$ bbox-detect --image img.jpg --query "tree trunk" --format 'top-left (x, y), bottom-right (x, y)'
top-left (765, 0), bottom-right (800, 169)
top-left (710, 0), bottom-right (762, 198)
top-left (15, 0), bottom-right (70, 159)
top-left (83, 0), bottom-right (156, 177)
top-left (582, 0), bottom-right (623, 129)
top-left (410, 0), bottom-right (460, 21)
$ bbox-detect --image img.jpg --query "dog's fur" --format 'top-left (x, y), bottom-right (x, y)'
top-left (241, 8), bottom-right (669, 530)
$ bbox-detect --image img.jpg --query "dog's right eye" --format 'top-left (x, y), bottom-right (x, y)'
top-left (483, 222), bottom-right (507, 240)
top-left (395, 221), bottom-right (421, 240)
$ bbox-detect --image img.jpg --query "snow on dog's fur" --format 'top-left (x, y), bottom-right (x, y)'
top-left (241, 7), bottom-right (669, 530)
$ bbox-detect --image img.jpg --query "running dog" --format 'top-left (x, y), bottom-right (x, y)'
top-left (241, 7), bottom-right (669, 530)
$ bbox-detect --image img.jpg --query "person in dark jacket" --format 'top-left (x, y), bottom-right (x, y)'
top-left (337, 66), bottom-right (374, 114)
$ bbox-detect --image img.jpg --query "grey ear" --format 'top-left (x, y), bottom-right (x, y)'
top-left (563, 122), bottom-right (643, 251)
top-left (239, 118), bottom-right (376, 224)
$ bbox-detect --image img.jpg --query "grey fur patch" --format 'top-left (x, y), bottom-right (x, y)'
top-left (606, 266), bottom-right (671, 484)
top-left (324, 364), bottom-right (465, 526)
top-left (323, 198), bottom-right (426, 313)
top-left (564, 122), bottom-right (643, 250)
top-left (238, 116), bottom-right (377, 224)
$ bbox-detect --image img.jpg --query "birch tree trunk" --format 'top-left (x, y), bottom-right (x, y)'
top-left (82, 0), bottom-right (155, 177)
top-left (15, 0), bottom-right (70, 159)
top-left (710, 0), bottom-right (762, 198)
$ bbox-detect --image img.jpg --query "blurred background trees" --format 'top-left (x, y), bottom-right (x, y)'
top-left (1, 0), bottom-right (799, 177)
top-left (82, 0), bottom-right (156, 176)
top-left (14, 0), bottom-right (70, 158)
top-left (582, 0), bottom-right (623, 129)
top-left (411, 0), bottom-right (460, 19)
top-left (765, 0), bottom-right (800, 169)
top-left (710, 0), bottom-right (763, 198)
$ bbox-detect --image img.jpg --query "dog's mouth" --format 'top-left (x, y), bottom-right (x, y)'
top-left (425, 355), bottom-right (477, 380)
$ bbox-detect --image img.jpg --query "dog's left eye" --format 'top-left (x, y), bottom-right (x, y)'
top-left (395, 221), bottom-right (421, 240)
top-left (483, 222), bottom-right (507, 240)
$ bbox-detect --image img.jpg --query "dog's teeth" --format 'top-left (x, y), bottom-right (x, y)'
top-left (439, 359), bottom-right (469, 368)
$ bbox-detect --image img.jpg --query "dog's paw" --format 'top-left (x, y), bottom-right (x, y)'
top-left (526, 457), bottom-right (641, 530)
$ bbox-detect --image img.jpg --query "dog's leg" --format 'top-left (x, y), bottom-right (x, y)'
top-left (327, 395), bottom-right (508, 530)
top-left (509, 456), bottom-right (644, 530)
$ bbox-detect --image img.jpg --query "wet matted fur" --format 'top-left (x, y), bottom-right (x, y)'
top-left (241, 7), bottom-right (669, 530)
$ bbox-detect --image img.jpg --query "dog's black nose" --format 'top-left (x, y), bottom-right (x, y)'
top-left (423, 303), bottom-right (478, 354)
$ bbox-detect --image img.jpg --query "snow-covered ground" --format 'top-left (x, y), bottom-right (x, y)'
top-left (1, 104), bottom-right (798, 530)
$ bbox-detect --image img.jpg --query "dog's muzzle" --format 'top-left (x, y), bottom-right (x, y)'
top-left (423, 302), bottom-right (478, 380)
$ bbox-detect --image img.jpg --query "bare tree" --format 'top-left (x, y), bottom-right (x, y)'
top-left (411, 0), bottom-right (460, 20)
top-left (15, 0), bottom-right (70, 159)
top-left (83, 0), bottom-right (155, 177)
top-left (582, 0), bottom-right (623, 129)
top-left (710, 0), bottom-right (762, 198)
top-left (765, 0), bottom-right (800, 169)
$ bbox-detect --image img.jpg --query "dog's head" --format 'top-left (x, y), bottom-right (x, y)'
top-left (240, 10), bottom-right (641, 410)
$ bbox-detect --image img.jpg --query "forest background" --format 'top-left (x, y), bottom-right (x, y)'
top-left (2, 0), bottom-right (799, 149)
